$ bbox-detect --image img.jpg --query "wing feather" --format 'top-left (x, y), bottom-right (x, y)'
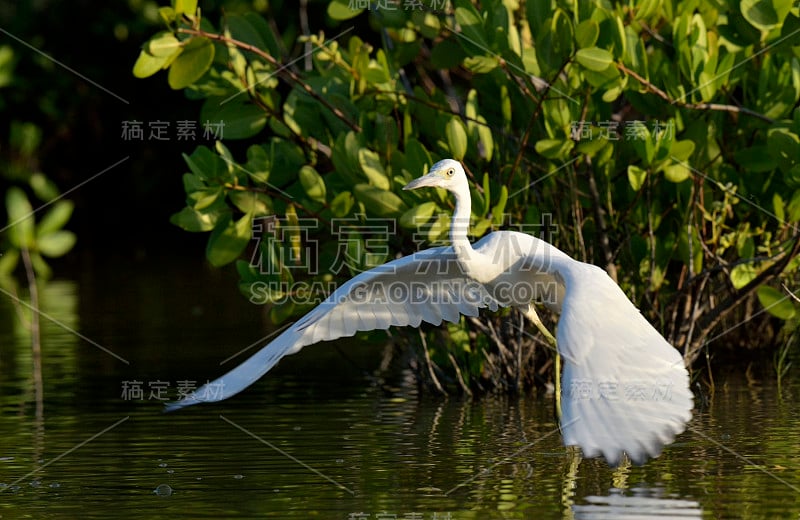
top-left (166, 246), bottom-right (497, 411)
top-left (556, 262), bottom-right (693, 465)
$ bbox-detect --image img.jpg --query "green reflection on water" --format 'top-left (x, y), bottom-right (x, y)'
top-left (0, 257), bottom-right (798, 519)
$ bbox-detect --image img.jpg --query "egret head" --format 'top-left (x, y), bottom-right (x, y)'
top-left (403, 159), bottom-right (467, 192)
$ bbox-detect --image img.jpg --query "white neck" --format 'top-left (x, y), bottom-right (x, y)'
top-left (450, 182), bottom-right (481, 269)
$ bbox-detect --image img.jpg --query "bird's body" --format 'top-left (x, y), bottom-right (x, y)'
top-left (168, 159), bottom-right (693, 466)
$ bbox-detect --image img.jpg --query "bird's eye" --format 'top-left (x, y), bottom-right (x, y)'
top-left (446, 168), bottom-right (455, 177)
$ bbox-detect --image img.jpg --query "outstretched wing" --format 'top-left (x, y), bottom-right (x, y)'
top-left (165, 246), bottom-right (498, 411)
top-left (556, 262), bottom-right (693, 465)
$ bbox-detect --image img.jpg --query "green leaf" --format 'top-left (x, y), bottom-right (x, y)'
top-left (670, 139), bottom-right (695, 162)
top-left (431, 39), bottom-right (466, 69)
top-left (445, 117), bottom-right (468, 161)
top-left (170, 206), bottom-right (218, 232)
top-left (29, 251), bottom-right (51, 279)
top-left (37, 230), bottom-right (76, 258)
top-left (491, 185), bottom-right (508, 226)
top-left (6, 187), bottom-right (35, 249)
top-left (200, 97), bottom-right (267, 140)
top-left (475, 116), bottom-right (494, 161)
top-left (229, 191), bottom-right (271, 215)
top-left (159, 6), bottom-right (176, 24)
top-left (737, 234), bottom-right (755, 259)
top-left (534, 138), bottom-right (573, 159)
top-left (630, 123), bottom-right (654, 164)
top-left (767, 128), bottom-right (800, 174)
top-left (173, 0), bottom-right (197, 16)
top-left (575, 47), bottom-right (614, 71)
top-left (206, 213), bottom-right (252, 267)
top-left (327, 0), bottom-right (363, 21)
top-left (575, 20), bottom-right (599, 48)
top-left (37, 200), bottom-right (73, 236)
top-left (358, 149), bottom-right (390, 190)
top-left (757, 285), bottom-right (796, 320)
top-left (730, 263), bottom-right (758, 289)
top-left (299, 165), bottom-right (326, 203)
top-left (147, 32), bottom-right (182, 58)
top-left (663, 163), bottom-right (691, 183)
top-left (183, 146), bottom-right (226, 181)
top-left (353, 184), bottom-right (407, 217)
top-left (133, 49), bottom-right (172, 79)
top-left (734, 145), bottom-right (777, 172)
top-left (226, 14), bottom-right (267, 51)
top-left (741, 0), bottom-right (789, 32)
top-left (330, 191), bottom-right (354, 217)
top-left (454, 1), bottom-right (489, 51)
top-left (168, 38), bottom-right (215, 90)
top-left (188, 186), bottom-right (224, 210)
top-left (0, 248), bottom-right (19, 275)
top-left (536, 9), bottom-right (574, 73)
top-left (29, 172), bottom-right (60, 202)
top-left (270, 300), bottom-right (296, 324)
top-left (627, 165), bottom-right (647, 191)
top-left (774, 193), bottom-right (786, 222)
top-left (244, 144), bottom-right (271, 183)
top-left (463, 56), bottom-right (499, 73)
top-left (400, 201), bottom-right (439, 229)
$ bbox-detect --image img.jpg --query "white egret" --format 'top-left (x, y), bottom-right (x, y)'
top-left (167, 159), bottom-right (693, 465)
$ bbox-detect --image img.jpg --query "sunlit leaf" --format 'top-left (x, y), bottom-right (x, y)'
top-left (37, 200), bottom-right (73, 236)
top-left (173, 0), bottom-right (198, 16)
top-left (147, 32), bottom-right (182, 57)
top-left (353, 184), bottom-right (407, 217)
top-left (358, 149), bottom-right (390, 190)
top-left (330, 191), bottom-right (354, 217)
top-left (446, 117), bottom-right (468, 161)
top-left (575, 20), bottom-right (599, 48)
top-left (327, 0), bottom-right (362, 21)
top-left (6, 187), bottom-right (35, 249)
top-left (299, 165), bottom-right (326, 203)
top-left (0, 248), bottom-right (19, 275)
top-left (663, 163), bottom-right (691, 183)
top-left (627, 165), bottom-right (647, 191)
top-left (170, 206), bottom-right (219, 232)
top-left (730, 263), bottom-right (758, 289)
top-left (206, 213), bottom-right (252, 266)
top-left (400, 201), bottom-right (438, 229)
top-left (168, 38), bottom-right (215, 90)
top-left (534, 138), bottom-right (573, 159)
top-left (454, 1), bottom-right (489, 51)
top-left (757, 285), bottom-right (796, 320)
top-left (575, 47), bottom-right (614, 71)
top-left (37, 230), bottom-right (76, 258)
top-left (29, 172), bottom-right (60, 202)
top-left (133, 49), bottom-right (173, 79)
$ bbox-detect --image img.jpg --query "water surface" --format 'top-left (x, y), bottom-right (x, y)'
top-left (1, 255), bottom-right (798, 518)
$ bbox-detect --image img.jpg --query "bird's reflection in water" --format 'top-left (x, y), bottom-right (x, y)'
top-left (572, 487), bottom-right (702, 519)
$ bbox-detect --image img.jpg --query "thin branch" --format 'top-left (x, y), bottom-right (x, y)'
top-left (688, 237), bottom-right (800, 361)
top-left (505, 58), bottom-right (570, 188)
top-left (616, 62), bottom-right (775, 124)
top-left (783, 283), bottom-right (800, 303)
top-left (448, 352), bottom-right (473, 397)
top-left (419, 329), bottom-right (446, 395)
top-left (584, 155), bottom-right (617, 281)
top-left (177, 26), bottom-right (361, 132)
top-left (21, 248), bottom-right (43, 420)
